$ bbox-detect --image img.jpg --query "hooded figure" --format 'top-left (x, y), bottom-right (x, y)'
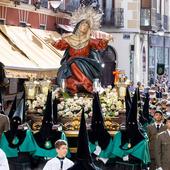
top-left (33, 91), bottom-right (66, 158)
top-left (0, 93), bottom-right (36, 170)
top-left (120, 88), bottom-right (145, 149)
top-left (88, 92), bottom-right (111, 151)
top-left (5, 98), bottom-right (25, 148)
top-left (68, 108), bottom-right (101, 170)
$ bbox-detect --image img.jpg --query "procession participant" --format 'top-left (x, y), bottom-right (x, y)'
top-left (147, 110), bottom-right (166, 170)
top-left (43, 140), bottom-right (73, 170)
top-left (68, 108), bottom-right (101, 170)
top-left (88, 92), bottom-right (112, 164)
top-left (155, 116), bottom-right (170, 170)
top-left (111, 88), bottom-right (150, 167)
top-left (0, 93), bottom-right (36, 170)
top-left (164, 101), bottom-right (170, 117)
top-left (149, 105), bottom-right (156, 118)
top-left (33, 91), bottom-right (67, 164)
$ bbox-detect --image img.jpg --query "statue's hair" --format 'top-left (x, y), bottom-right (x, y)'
top-left (70, 6), bottom-right (103, 30)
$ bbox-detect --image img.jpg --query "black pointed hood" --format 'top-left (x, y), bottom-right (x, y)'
top-left (138, 88), bottom-right (147, 125)
top-left (88, 92), bottom-right (111, 150)
top-left (121, 88), bottom-right (145, 150)
top-left (53, 97), bottom-right (60, 124)
top-left (8, 96), bottom-right (17, 119)
top-left (41, 90), bottom-right (53, 126)
top-left (142, 93), bottom-right (151, 123)
top-left (5, 95), bottom-right (27, 149)
top-left (33, 91), bottom-right (63, 151)
top-left (12, 98), bottom-right (24, 122)
top-left (125, 88), bottom-right (132, 120)
top-left (68, 108), bottom-right (101, 170)
top-left (10, 96), bottom-right (25, 132)
top-left (22, 90), bottom-right (26, 122)
top-left (77, 108), bottom-right (91, 162)
top-left (126, 89), bottom-right (138, 124)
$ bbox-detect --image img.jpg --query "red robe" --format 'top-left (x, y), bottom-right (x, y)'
top-left (53, 38), bottom-right (108, 94)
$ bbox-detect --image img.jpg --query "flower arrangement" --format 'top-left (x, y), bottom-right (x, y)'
top-left (27, 93), bottom-right (47, 113)
top-left (57, 85), bottom-right (124, 119)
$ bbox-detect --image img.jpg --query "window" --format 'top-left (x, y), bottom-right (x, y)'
top-left (20, 21), bottom-right (27, 27)
top-left (20, 0), bottom-right (29, 4)
top-left (39, 24), bottom-right (46, 30)
top-left (41, 0), bottom-right (48, 8)
top-left (0, 19), bottom-right (5, 25)
top-left (141, 0), bottom-right (151, 27)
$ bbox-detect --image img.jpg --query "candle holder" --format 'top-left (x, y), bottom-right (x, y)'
top-left (60, 79), bottom-right (65, 92)
top-left (93, 78), bottom-right (100, 92)
top-left (24, 80), bottom-right (37, 100)
top-left (40, 80), bottom-right (51, 95)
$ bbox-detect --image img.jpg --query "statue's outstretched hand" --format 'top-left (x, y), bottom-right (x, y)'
top-left (44, 37), bottom-right (55, 44)
top-left (107, 34), bottom-right (113, 42)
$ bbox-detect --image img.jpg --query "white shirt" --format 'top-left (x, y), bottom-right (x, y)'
top-left (43, 157), bottom-right (74, 170)
top-left (154, 122), bottom-right (163, 129)
top-left (0, 149), bottom-right (9, 170)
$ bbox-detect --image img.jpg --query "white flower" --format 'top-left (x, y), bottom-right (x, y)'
top-left (58, 104), bottom-right (64, 110)
top-left (114, 112), bottom-right (119, 116)
top-left (102, 107), bottom-right (107, 113)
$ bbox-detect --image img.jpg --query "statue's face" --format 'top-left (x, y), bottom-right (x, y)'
top-left (79, 21), bottom-right (89, 34)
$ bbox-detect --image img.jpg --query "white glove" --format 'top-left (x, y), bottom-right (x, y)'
top-left (97, 157), bottom-right (108, 164)
top-left (123, 155), bottom-right (129, 161)
top-left (94, 146), bottom-right (101, 156)
top-left (156, 167), bottom-right (163, 170)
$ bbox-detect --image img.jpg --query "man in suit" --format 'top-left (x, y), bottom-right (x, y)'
top-left (147, 110), bottom-right (166, 170)
top-left (155, 116), bottom-right (170, 170)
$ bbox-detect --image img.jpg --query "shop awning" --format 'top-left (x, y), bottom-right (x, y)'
top-left (0, 25), bottom-right (62, 79)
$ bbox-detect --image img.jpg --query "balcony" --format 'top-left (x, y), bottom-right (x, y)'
top-left (140, 8), bottom-right (150, 26)
top-left (102, 8), bottom-right (124, 28)
top-left (140, 8), bottom-right (160, 31)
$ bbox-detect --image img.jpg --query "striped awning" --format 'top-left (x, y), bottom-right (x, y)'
top-left (0, 25), bottom-right (63, 79)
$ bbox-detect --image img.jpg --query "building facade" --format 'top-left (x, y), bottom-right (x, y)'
top-left (99, 0), bottom-right (170, 86)
top-left (0, 0), bottom-right (71, 30)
